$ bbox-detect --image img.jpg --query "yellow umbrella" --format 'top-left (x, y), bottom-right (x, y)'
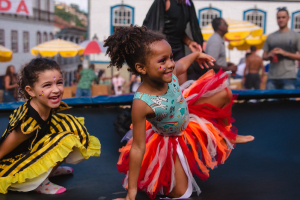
top-left (202, 18), bottom-right (263, 41)
top-left (228, 35), bottom-right (267, 50)
top-left (0, 45), bottom-right (13, 62)
top-left (31, 39), bottom-right (84, 57)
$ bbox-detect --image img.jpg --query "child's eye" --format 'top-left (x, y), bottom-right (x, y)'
top-left (43, 84), bottom-right (51, 87)
top-left (170, 55), bottom-right (174, 60)
top-left (158, 58), bottom-right (166, 63)
top-left (57, 81), bottom-right (63, 85)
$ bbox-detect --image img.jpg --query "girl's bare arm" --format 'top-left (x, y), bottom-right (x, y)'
top-left (0, 125), bottom-right (34, 159)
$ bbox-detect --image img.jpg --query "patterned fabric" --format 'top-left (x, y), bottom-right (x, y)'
top-left (0, 100), bottom-right (101, 194)
top-left (77, 69), bottom-right (98, 90)
top-left (133, 75), bottom-right (189, 136)
top-left (118, 70), bottom-right (237, 199)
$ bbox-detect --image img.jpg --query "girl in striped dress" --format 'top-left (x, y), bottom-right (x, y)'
top-left (104, 25), bottom-right (254, 200)
top-left (0, 58), bottom-right (101, 194)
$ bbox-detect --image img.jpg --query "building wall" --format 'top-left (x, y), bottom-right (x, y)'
top-left (90, 0), bottom-right (300, 65)
top-left (0, 0), bottom-right (55, 75)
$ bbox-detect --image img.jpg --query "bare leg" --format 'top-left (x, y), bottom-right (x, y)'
top-left (48, 161), bottom-right (63, 178)
top-left (194, 88), bottom-right (254, 144)
top-left (165, 154), bottom-right (189, 198)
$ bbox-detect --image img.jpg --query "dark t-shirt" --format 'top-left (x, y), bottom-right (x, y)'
top-left (163, 0), bottom-right (190, 51)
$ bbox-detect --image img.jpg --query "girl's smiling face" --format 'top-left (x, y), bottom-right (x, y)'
top-left (26, 69), bottom-right (64, 109)
top-left (142, 40), bottom-right (175, 83)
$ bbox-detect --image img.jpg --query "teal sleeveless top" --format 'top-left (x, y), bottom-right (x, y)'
top-left (133, 75), bottom-right (189, 136)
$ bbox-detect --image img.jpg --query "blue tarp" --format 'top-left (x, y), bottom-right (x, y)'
top-left (1, 89), bottom-right (300, 110)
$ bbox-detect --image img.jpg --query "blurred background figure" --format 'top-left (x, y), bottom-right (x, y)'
top-left (233, 53), bottom-right (251, 79)
top-left (262, 8), bottom-right (300, 90)
top-left (243, 46), bottom-right (265, 90)
top-left (98, 69), bottom-right (112, 85)
top-left (3, 65), bottom-right (18, 102)
top-left (124, 74), bottom-right (142, 93)
top-left (206, 18), bottom-right (237, 73)
top-left (76, 64), bottom-right (98, 97)
top-left (73, 64), bottom-right (83, 85)
top-left (143, 0), bottom-right (203, 85)
top-left (112, 72), bottom-right (126, 95)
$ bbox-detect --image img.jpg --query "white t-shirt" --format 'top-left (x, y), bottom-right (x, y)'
top-left (236, 63), bottom-right (246, 76)
top-left (112, 76), bottom-right (125, 94)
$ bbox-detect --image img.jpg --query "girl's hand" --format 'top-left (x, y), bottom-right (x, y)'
top-left (113, 189), bottom-right (137, 200)
top-left (196, 53), bottom-right (215, 69)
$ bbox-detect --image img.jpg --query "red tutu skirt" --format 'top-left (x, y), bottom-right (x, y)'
top-left (117, 70), bottom-right (237, 199)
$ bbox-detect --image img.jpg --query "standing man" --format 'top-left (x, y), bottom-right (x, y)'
top-left (205, 18), bottom-right (237, 73)
top-left (263, 8), bottom-right (300, 89)
top-left (243, 46), bottom-right (265, 90)
top-left (76, 64), bottom-right (98, 97)
top-left (143, 0), bottom-right (204, 85)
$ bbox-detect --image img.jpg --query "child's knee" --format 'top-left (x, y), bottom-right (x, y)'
top-left (220, 88), bottom-right (232, 104)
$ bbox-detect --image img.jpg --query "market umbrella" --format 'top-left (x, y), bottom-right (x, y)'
top-left (0, 45), bottom-right (13, 62)
top-left (202, 18), bottom-right (263, 41)
top-left (229, 35), bottom-right (267, 50)
top-left (79, 40), bottom-right (107, 55)
top-left (31, 39), bottom-right (84, 57)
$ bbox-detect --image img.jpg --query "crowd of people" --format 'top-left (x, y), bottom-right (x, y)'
top-left (0, 1), bottom-right (299, 199)
top-left (1, 5), bottom-right (299, 104)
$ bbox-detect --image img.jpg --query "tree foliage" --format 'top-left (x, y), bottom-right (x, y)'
top-left (55, 5), bottom-right (87, 28)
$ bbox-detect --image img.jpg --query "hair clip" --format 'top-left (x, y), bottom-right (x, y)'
top-left (277, 7), bottom-right (287, 10)
top-left (39, 91), bottom-right (44, 97)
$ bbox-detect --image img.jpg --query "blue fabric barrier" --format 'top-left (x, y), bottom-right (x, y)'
top-left (0, 90), bottom-right (300, 110)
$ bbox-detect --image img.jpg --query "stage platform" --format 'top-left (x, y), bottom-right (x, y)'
top-left (0, 100), bottom-right (299, 200)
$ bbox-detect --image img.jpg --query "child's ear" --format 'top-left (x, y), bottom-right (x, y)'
top-left (25, 85), bottom-right (36, 98)
top-left (135, 63), bottom-right (146, 75)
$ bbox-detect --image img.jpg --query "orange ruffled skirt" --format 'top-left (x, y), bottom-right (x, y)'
top-left (117, 70), bottom-right (237, 199)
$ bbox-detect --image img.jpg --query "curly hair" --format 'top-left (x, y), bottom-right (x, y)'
top-left (104, 25), bottom-right (166, 75)
top-left (18, 58), bottom-right (62, 99)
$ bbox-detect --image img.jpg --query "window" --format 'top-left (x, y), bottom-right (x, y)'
top-left (244, 9), bottom-right (266, 33)
top-left (111, 5), bottom-right (134, 34)
top-left (198, 7), bottom-right (222, 27)
top-left (37, 31), bottom-right (41, 45)
top-left (292, 11), bottom-right (300, 32)
top-left (11, 30), bottom-right (18, 53)
top-left (43, 32), bottom-right (47, 42)
top-left (0, 29), bottom-right (4, 46)
top-left (49, 32), bottom-right (54, 40)
top-left (23, 31), bottom-right (29, 52)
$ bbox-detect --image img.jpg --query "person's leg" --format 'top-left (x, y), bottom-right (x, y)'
top-left (3, 91), bottom-right (16, 102)
top-left (296, 69), bottom-right (300, 89)
top-left (254, 73), bottom-right (260, 90)
top-left (282, 79), bottom-right (296, 90)
top-left (266, 79), bottom-right (277, 90)
top-left (194, 88), bottom-right (254, 143)
top-left (34, 161), bottom-right (66, 194)
top-left (166, 154), bottom-right (189, 198)
top-left (245, 74), bottom-right (252, 89)
top-left (82, 89), bottom-right (91, 97)
top-left (75, 88), bottom-right (83, 97)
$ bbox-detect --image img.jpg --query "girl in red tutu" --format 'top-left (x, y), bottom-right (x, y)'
top-left (104, 25), bottom-right (254, 200)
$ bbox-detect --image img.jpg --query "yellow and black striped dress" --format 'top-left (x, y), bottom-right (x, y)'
top-left (0, 100), bottom-right (101, 194)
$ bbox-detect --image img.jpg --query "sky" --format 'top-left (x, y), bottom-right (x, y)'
top-left (55, 0), bottom-right (88, 12)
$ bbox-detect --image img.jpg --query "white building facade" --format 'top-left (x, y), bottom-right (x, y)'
top-left (0, 0), bottom-right (55, 75)
top-left (89, 0), bottom-right (300, 65)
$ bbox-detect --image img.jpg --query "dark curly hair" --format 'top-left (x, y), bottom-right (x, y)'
top-left (104, 25), bottom-right (166, 75)
top-left (18, 58), bottom-right (62, 99)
